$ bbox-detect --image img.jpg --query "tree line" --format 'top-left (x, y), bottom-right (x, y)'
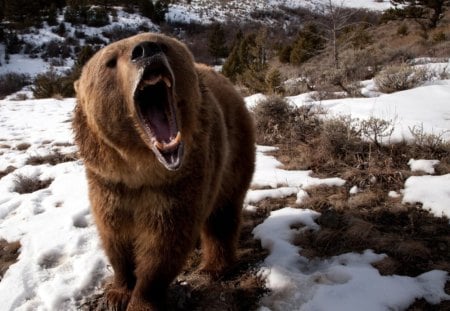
top-left (0, 0), bottom-right (172, 30)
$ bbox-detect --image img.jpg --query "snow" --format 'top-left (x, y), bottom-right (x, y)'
top-left (402, 174), bottom-right (450, 218)
top-left (0, 93), bottom-right (448, 309)
top-left (408, 159), bottom-right (440, 174)
top-left (253, 207), bottom-right (450, 311)
top-left (288, 80), bottom-right (450, 142)
top-left (0, 9), bottom-right (158, 78)
top-left (166, 0), bottom-right (393, 24)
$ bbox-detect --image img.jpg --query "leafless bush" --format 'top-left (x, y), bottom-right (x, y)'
top-left (374, 64), bottom-right (429, 93)
top-left (409, 124), bottom-right (450, 154)
top-left (317, 116), bottom-right (363, 159)
top-left (360, 117), bottom-right (395, 148)
top-left (0, 73), bottom-right (31, 99)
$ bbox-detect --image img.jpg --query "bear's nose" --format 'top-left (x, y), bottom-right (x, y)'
top-left (131, 41), bottom-right (162, 61)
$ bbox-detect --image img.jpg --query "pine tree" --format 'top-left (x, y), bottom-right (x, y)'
top-left (139, 0), bottom-right (155, 19)
top-left (289, 23), bottom-right (324, 66)
top-left (207, 23), bottom-right (228, 64)
top-left (153, 0), bottom-right (168, 24)
top-left (266, 69), bottom-right (283, 94)
top-left (222, 30), bottom-right (244, 82)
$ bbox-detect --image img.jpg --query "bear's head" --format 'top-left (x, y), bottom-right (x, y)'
top-left (75, 33), bottom-right (201, 171)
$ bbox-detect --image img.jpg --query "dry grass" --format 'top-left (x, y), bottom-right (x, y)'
top-left (15, 143), bottom-right (31, 151)
top-left (25, 150), bottom-right (78, 166)
top-left (13, 174), bottom-right (53, 194)
top-left (0, 166), bottom-right (17, 180)
top-left (248, 97), bottom-right (450, 309)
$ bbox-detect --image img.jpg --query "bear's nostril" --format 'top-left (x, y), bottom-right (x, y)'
top-left (131, 42), bottom-right (162, 61)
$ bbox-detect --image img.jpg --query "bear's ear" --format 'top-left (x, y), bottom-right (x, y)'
top-left (74, 80), bottom-right (80, 94)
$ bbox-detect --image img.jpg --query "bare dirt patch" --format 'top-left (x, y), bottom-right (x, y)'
top-left (80, 210), bottom-right (268, 311)
top-left (0, 239), bottom-right (21, 280)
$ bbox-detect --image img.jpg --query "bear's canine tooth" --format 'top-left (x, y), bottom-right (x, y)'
top-left (162, 76), bottom-right (172, 88)
top-left (154, 132), bottom-right (181, 152)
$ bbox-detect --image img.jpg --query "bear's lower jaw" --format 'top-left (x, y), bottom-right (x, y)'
top-left (150, 140), bottom-right (184, 171)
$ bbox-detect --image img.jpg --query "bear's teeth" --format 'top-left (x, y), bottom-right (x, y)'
top-left (162, 76), bottom-right (172, 88)
top-left (154, 132), bottom-right (181, 152)
top-left (138, 76), bottom-right (171, 90)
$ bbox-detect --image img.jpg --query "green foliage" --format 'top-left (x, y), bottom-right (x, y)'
top-left (265, 69), bottom-right (283, 94)
top-left (1, 0), bottom-right (65, 28)
top-left (278, 45), bottom-right (292, 63)
top-left (64, 5), bottom-right (110, 27)
top-left (223, 29), bottom-right (270, 93)
top-left (432, 31), bottom-right (446, 43)
top-left (350, 27), bottom-right (372, 50)
top-left (389, 0), bottom-right (449, 28)
top-left (137, 0), bottom-right (168, 24)
top-left (4, 30), bottom-right (21, 54)
top-left (289, 23), bottom-right (324, 66)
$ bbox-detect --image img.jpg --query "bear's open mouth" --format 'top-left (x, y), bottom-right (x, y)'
top-left (134, 66), bottom-right (183, 171)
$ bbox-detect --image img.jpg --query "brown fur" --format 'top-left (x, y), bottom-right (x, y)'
top-left (73, 33), bottom-right (255, 311)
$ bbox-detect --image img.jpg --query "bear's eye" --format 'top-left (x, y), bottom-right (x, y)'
top-left (105, 57), bottom-right (117, 68)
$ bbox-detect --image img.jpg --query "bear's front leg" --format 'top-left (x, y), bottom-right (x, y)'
top-left (98, 229), bottom-right (136, 311)
top-left (126, 225), bottom-right (197, 311)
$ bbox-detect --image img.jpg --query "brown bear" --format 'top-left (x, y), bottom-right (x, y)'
top-left (72, 33), bottom-right (255, 311)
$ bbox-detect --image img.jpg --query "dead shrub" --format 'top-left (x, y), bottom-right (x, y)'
top-left (13, 174), bottom-right (53, 194)
top-left (0, 166), bottom-right (17, 180)
top-left (374, 63), bottom-right (429, 93)
top-left (15, 143), bottom-right (31, 151)
top-left (0, 73), bottom-right (30, 99)
top-left (312, 116), bottom-right (363, 164)
top-left (348, 189), bottom-right (384, 209)
top-left (409, 124), bottom-right (450, 156)
top-left (25, 151), bottom-right (78, 166)
top-left (251, 96), bottom-right (321, 145)
top-left (360, 117), bottom-right (395, 147)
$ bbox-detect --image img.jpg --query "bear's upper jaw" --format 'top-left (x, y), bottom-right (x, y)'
top-left (134, 65), bottom-right (184, 171)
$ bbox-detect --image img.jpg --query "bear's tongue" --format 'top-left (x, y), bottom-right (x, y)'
top-left (142, 99), bottom-right (171, 143)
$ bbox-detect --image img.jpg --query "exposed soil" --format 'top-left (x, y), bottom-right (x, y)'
top-left (80, 209), bottom-right (269, 311)
top-left (0, 239), bottom-right (21, 280)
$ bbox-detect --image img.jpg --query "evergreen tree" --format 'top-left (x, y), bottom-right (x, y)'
top-left (207, 23), bottom-right (228, 64)
top-left (289, 23), bottom-right (324, 66)
top-left (266, 69), bottom-right (283, 94)
top-left (390, 0), bottom-right (449, 28)
top-left (153, 0), bottom-right (169, 24)
top-left (222, 30), bottom-right (244, 82)
top-left (139, 0), bottom-right (155, 19)
top-left (46, 4), bottom-right (58, 26)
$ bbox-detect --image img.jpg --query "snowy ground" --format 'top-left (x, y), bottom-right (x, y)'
top-left (0, 73), bottom-right (449, 310)
top-left (0, 9), bottom-right (158, 77)
top-left (167, 0), bottom-right (393, 24)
